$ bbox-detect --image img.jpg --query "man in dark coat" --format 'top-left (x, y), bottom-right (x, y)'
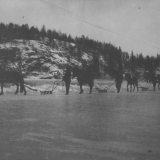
top-left (149, 73), bottom-right (157, 91)
top-left (115, 71), bottom-right (123, 93)
top-left (85, 63), bottom-right (93, 79)
top-left (85, 63), bottom-right (94, 87)
top-left (62, 66), bottom-right (71, 95)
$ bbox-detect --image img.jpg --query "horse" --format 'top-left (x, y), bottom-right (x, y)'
top-left (157, 74), bottom-right (160, 90)
top-left (125, 73), bottom-right (138, 92)
top-left (149, 73), bottom-right (157, 91)
top-left (0, 68), bottom-right (27, 95)
top-left (72, 66), bottom-right (94, 94)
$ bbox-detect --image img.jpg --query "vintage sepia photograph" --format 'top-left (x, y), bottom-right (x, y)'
top-left (0, 0), bottom-right (160, 159)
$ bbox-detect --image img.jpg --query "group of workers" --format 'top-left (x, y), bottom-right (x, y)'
top-left (62, 63), bottom-right (160, 95)
top-left (62, 63), bottom-right (93, 95)
top-left (62, 63), bottom-right (124, 95)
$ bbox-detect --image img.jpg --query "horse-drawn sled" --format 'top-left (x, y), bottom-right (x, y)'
top-left (138, 83), bottom-right (151, 91)
top-left (24, 80), bottom-right (62, 95)
top-left (0, 67), bottom-right (62, 95)
top-left (94, 82), bottom-right (115, 93)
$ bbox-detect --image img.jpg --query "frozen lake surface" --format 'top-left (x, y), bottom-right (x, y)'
top-left (0, 82), bottom-right (160, 160)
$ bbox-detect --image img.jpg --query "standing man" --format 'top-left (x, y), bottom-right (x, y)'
top-left (85, 62), bottom-right (94, 93)
top-left (62, 66), bottom-right (71, 95)
top-left (115, 71), bottom-right (123, 93)
top-left (85, 62), bottom-right (93, 80)
top-left (149, 73), bottom-right (157, 91)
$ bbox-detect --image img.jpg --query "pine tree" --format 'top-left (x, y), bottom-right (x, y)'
top-left (130, 51), bottom-right (136, 73)
top-left (118, 47), bottom-right (123, 71)
top-left (21, 24), bottom-right (30, 40)
top-left (40, 25), bottom-right (47, 39)
top-left (29, 26), bottom-right (37, 40)
top-left (0, 23), bottom-right (6, 42)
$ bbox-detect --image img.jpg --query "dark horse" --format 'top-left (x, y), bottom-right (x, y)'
top-left (72, 67), bottom-right (94, 94)
top-left (125, 73), bottom-right (138, 92)
top-left (0, 68), bottom-right (27, 95)
top-left (149, 73), bottom-right (157, 91)
top-left (157, 74), bottom-right (160, 90)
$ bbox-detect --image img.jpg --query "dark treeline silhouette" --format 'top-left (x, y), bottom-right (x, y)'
top-left (0, 22), bottom-right (160, 77)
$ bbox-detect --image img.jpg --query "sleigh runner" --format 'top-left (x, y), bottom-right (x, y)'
top-left (138, 83), bottom-right (151, 91)
top-left (94, 82), bottom-right (115, 93)
top-left (24, 80), bottom-right (62, 95)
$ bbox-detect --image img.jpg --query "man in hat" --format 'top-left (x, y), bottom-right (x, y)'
top-left (115, 70), bottom-right (123, 93)
top-left (62, 66), bottom-right (71, 95)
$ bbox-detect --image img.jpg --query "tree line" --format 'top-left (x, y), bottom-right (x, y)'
top-left (0, 22), bottom-right (160, 77)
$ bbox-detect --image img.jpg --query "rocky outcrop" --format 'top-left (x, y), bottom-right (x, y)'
top-left (0, 39), bottom-right (107, 79)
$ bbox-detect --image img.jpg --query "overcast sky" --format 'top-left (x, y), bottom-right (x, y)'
top-left (0, 0), bottom-right (160, 56)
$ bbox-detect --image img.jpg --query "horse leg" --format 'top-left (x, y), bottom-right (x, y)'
top-left (153, 83), bottom-right (156, 91)
top-left (133, 84), bottom-right (135, 92)
top-left (152, 83), bottom-right (154, 91)
top-left (127, 83), bottom-right (129, 92)
top-left (117, 83), bottom-right (122, 93)
top-left (15, 83), bottom-right (19, 94)
top-left (0, 83), bottom-right (4, 95)
top-left (89, 85), bottom-right (93, 94)
top-left (23, 85), bottom-right (27, 95)
top-left (88, 80), bottom-right (93, 94)
top-left (116, 83), bottom-right (118, 92)
top-left (90, 87), bottom-right (92, 94)
top-left (136, 83), bottom-right (139, 91)
top-left (79, 85), bottom-right (84, 94)
top-left (130, 84), bottom-right (132, 92)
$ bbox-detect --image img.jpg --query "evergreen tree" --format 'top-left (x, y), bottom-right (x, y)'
top-left (21, 24), bottom-right (30, 40)
top-left (6, 23), bottom-right (15, 41)
top-left (130, 51), bottom-right (136, 73)
top-left (68, 34), bottom-right (74, 43)
top-left (117, 47), bottom-right (123, 71)
top-left (29, 26), bottom-right (37, 40)
top-left (0, 23), bottom-right (6, 42)
top-left (47, 29), bottom-right (52, 42)
top-left (144, 56), bottom-right (152, 72)
top-left (137, 53), bottom-right (144, 68)
top-left (35, 27), bottom-right (40, 40)
top-left (40, 25), bottom-right (47, 39)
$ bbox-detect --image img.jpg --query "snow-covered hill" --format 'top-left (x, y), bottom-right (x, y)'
top-left (0, 39), bottom-right (107, 79)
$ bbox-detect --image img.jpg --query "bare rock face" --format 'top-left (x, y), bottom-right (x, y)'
top-left (0, 39), bottom-right (107, 79)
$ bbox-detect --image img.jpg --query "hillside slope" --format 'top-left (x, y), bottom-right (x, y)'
top-left (0, 39), bottom-right (107, 79)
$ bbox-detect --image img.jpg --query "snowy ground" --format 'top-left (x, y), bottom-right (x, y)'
top-left (0, 80), bottom-right (160, 160)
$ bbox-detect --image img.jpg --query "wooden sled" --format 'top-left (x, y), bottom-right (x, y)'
top-left (138, 83), bottom-right (151, 91)
top-left (94, 82), bottom-right (115, 93)
top-left (24, 80), bottom-right (61, 95)
top-left (138, 86), bottom-right (148, 91)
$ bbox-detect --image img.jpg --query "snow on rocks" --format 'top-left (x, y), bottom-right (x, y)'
top-left (82, 52), bottom-right (93, 61)
top-left (0, 39), bottom-right (106, 79)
